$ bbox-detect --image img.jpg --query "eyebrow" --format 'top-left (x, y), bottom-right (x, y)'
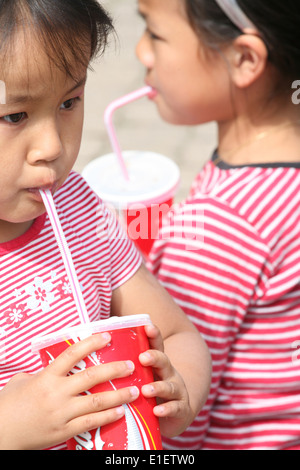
top-left (137, 8), bottom-right (147, 21)
top-left (67, 75), bottom-right (87, 95)
top-left (137, 9), bottom-right (158, 29)
top-left (6, 75), bottom-right (87, 105)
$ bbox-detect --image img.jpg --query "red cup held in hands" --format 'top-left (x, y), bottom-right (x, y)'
top-left (32, 314), bottom-right (162, 451)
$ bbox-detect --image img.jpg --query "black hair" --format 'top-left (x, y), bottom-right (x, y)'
top-left (0, 0), bottom-right (114, 79)
top-left (185, 0), bottom-right (300, 86)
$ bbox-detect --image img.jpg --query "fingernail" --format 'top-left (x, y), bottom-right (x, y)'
top-left (140, 352), bottom-right (151, 362)
top-left (130, 386), bottom-right (140, 398)
top-left (116, 406), bottom-right (125, 416)
top-left (142, 384), bottom-right (155, 395)
top-left (101, 332), bottom-right (111, 342)
top-left (155, 405), bottom-right (165, 415)
top-left (126, 361), bottom-right (135, 371)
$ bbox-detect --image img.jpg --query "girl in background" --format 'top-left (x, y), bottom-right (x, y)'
top-left (137, 0), bottom-right (300, 450)
top-left (0, 0), bottom-right (211, 450)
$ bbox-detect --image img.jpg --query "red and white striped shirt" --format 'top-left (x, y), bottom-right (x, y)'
top-left (147, 155), bottom-right (300, 450)
top-left (0, 172), bottom-right (142, 449)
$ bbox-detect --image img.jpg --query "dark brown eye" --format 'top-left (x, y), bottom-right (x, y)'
top-left (3, 112), bottom-right (26, 124)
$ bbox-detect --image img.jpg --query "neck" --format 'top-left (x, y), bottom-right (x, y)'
top-left (218, 101), bottom-right (300, 166)
top-left (0, 219), bottom-right (33, 243)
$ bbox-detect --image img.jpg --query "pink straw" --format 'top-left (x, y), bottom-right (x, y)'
top-left (104, 86), bottom-right (154, 181)
top-left (40, 189), bottom-right (90, 325)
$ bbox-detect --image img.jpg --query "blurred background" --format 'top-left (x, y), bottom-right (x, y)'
top-left (75, 0), bottom-right (217, 202)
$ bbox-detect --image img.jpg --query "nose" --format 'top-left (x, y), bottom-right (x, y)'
top-left (136, 32), bottom-right (155, 70)
top-left (27, 119), bottom-right (63, 165)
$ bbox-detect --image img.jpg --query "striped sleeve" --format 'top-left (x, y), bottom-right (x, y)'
top-left (56, 172), bottom-right (143, 291)
top-left (98, 201), bottom-right (143, 290)
top-left (148, 197), bottom-right (271, 449)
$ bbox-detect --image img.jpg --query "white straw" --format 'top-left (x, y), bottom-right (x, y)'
top-left (40, 189), bottom-right (90, 324)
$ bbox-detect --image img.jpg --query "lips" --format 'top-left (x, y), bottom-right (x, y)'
top-left (145, 81), bottom-right (158, 99)
top-left (28, 183), bottom-right (56, 194)
top-left (147, 87), bottom-right (158, 99)
top-left (27, 182), bottom-right (59, 201)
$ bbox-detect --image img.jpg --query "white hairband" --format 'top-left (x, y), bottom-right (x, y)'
top-left (214, 0), bottom-right (257, 32)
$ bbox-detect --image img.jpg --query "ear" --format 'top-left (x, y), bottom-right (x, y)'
top-left (227, 31), bottom-right (269, 89)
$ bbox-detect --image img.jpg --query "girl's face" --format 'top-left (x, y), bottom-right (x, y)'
top-left (0, 33), bottom-right (87, 241)
top-left (136, 0), bottom-right (233, 125)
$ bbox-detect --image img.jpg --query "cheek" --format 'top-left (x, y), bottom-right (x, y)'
top-left (162, 60), bottom-right (233, 124)
top-left (155, 81), bottom-right (232, 125)
top-left (62, 113), bottom-right (84, 158)
top-left (154, 69), bottom-right (204, 124)
top-left (0, 145), bottom-right (24, 183)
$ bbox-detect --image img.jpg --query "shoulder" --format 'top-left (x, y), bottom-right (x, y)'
top-left (51, 171), bottom-right (112, 244)
top-left (54, 171), bottom-right (100, 210)
top-left (188, 164), bottom-right (300, 240)
top-left (53, 171), bottom-right (112, 225)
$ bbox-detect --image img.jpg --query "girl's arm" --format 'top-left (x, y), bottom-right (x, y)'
top-left (111, 263), bottom-right (212, 437)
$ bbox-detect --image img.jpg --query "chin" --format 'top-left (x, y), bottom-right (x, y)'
top-left (158, 106), bottom-right (203, 126)
top-left (159, 111), bottom-right (188, 126)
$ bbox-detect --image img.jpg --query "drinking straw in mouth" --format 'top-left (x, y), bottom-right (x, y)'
top-left (104, 86), bottom-right (154, 181)
top-left (40, 189), bottom-right (90, 325)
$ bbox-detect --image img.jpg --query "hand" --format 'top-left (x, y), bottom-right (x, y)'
top-left (139, 324), bottom-right (192, 438)
top-left (0, 333), bottom-right (139, 450)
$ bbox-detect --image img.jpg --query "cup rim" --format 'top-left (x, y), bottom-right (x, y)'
top-left (31, 314), bottom-right (152, 354)
top-left (82, 151), bottom-right (181, 208)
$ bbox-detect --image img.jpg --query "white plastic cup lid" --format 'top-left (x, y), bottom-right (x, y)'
top-left (31, 314), bottom-right (152, 354)
top-left (82, 151), bottom-right (180, 208)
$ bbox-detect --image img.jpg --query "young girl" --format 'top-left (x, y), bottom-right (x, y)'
top-left (137, 0), bottom-right (300, 450)
top-left (0, 0), bottom-right (211, 450)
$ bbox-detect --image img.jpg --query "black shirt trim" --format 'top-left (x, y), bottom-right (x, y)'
top-left (212, 150), bottom-right (300, 170)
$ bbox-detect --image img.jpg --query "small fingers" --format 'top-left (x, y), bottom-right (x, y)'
top-left (69, 360), bottom-right (135, 395)
top-left (47, 334), bottom-right (112, 376)
top-left (142, 381), bottom-right (186, 420)
top-left (139, 349), bottom-right (172, 381)
top-left (144, 324), bottom-right (164, 353)
top-left (65, 406), bottom-right (126, 441)
top-left (142, 379), bottom-right (178, 402)
top-left (153, 399), bottom-right (187, 420)
top-left (71, 384), bottom-right (140, 419)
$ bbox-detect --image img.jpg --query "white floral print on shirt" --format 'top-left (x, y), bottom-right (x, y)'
top-left (2, 272), bottom-right (77, 329)
top-left (25, 277), bottom-right (56, 313)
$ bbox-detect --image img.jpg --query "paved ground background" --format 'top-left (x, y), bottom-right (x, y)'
top-left (75, 0), bottom-right (217, 202)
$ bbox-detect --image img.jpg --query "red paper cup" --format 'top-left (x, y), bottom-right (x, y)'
top-left (82, 151), bottom-right (180, 257)
top-left (31, 315), bottom-right (162, 450)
